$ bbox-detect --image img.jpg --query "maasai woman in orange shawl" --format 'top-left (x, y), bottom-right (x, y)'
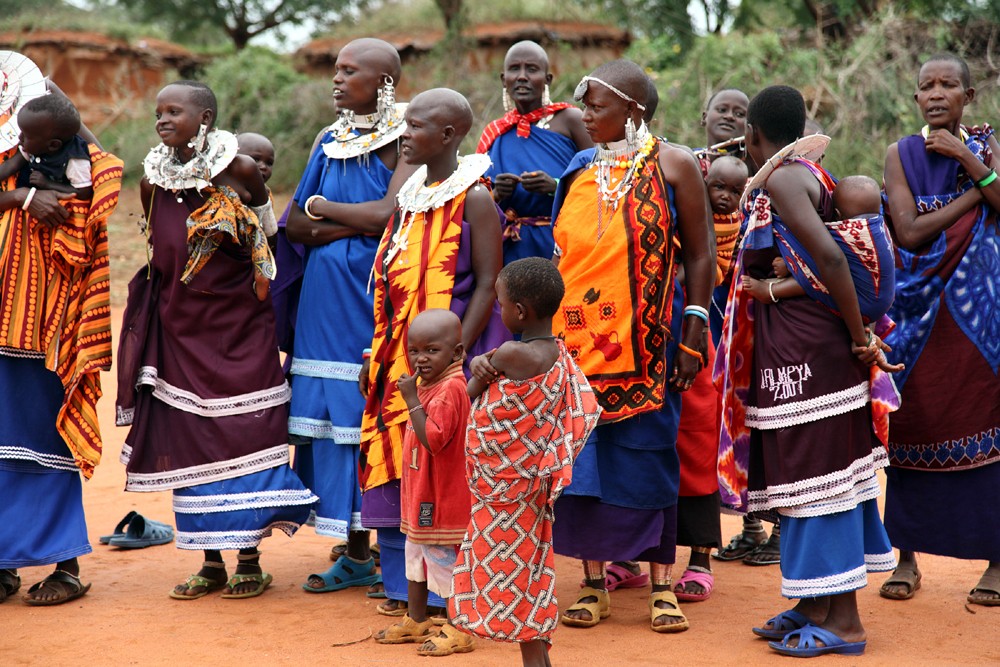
top-left (0, 52), bottom-right (121, 605)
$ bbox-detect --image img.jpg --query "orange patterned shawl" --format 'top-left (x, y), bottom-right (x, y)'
top-left (360, 192), bottom-right (467, 491)
top-left (0, 144), bottom-right (122, 478)
top-left (553, 143), bottom-right (678, 420)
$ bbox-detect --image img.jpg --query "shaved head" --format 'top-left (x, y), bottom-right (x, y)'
top-left (586, 59), bottom-right (649, 109)
top-left (341, 38), bottom-right (402, 83)
top-left (409, 88), bottom-right (474, 138)
top-left (408, 308), bottom-right (462, 347)
top-left (505, 40), bottom-right (549, 70)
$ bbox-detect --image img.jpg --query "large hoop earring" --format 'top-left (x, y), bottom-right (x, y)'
top-left (377, 75), bottom-right (395, 121)
top-left (542, 84), bottom-right (552, 107)
top-left (502, 88), bottom-right (513, 113)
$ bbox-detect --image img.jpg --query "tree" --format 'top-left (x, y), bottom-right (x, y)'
top-left (115, 0), bottom-right (356, 50)
top-left (434, 0), bottom-right (463, 33)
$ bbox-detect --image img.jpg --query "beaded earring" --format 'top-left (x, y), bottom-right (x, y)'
top-left (625, 117), bottom-right (637, 151)
top-left (188, 123), bottom-right (208, 153)
top-left (542, 84), bottom-right (552, 106)
top-left (502, 88), bottom-right (513, 113)
top-left (376, 75), bottom-right (395, 122)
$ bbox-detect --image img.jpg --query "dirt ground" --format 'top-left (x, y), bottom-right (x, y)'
top-left (2, 194), bottom-right (998, 667)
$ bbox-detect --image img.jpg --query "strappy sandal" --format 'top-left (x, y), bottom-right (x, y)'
top-left (561, 586), bottom-right (610, 628)
top-left (169, 561), bottom-right (227, 600)
top-left (752, 609), bottom-right (812, 640)
top-left (23, 570), bottom-right (91, 606)
top-left (303, 554), bottom-right (379, 593)
top-left (0, 569), bottom-right (21, 603)
top-left (99, 510), bottom-right (138, 544)
top-left (743, 536), bottom-right (781, 566)
top-left (879, 566), bottom-right (921, 600)
top-left (648, 590), bottom-right (689, 633)
top-left (713, 528), bottom-right (766, 561)
top-left (579, 562), bottom-right (649, 591)
top-left (673, 566), bottom-right (715, 602)
top-left (377, 599), bottom-right (409, 616)
top-left (330, 541), bottom-right (380, 566)
top-left (373, 614), bottom-right (436, 644)
top-left (221, 551), bottom-right (272, 599)
top-left (968, 566), bottom-right (1000, 607)
top-left (416, 624), bottom-right (475, 656)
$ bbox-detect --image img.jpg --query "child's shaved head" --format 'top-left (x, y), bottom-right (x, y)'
top-left (833, 175), bottom-right (882, 220)
top-left (408, 308), bottom-right (462, 348)
top-left (707, 155), bottom-right (749, 183)
top-left (21, 94), bottom-right (81, 142)
top-left (498, 257), bottom-right (565, 318)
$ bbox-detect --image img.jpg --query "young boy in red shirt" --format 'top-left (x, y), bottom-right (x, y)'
top-left (374, 308), bottom-right (474, 655)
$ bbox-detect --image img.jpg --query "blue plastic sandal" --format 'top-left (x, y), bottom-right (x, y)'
top-left (302, 555), bottom-right (379, 593)
top-left (752, 609), bottom-right (812, 640)
top-left (768, 623), bottom-right (867, 657)
top-left (108, 514), bottom-right (175, 549)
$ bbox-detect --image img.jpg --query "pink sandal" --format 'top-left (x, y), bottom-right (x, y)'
top-left (673, 566), bottom-right (714, 602)
top-left (579, 563), bottom-right (650, 592)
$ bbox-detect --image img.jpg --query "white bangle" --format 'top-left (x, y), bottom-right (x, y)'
top-left (304, 195), bottom-right (326, 221)
top-left (21, 187), bottom-right (37, 211)
top-left (768, 281), bottom-right (779, 303)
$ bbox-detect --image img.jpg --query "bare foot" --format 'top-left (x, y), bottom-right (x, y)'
top-left (741, 275), bottom-right (774, 303)
top-left (651, 591), bottom-right (687, 629)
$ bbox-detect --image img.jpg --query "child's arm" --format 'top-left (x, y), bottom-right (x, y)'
top-left (742, 275), bottom-right (806, 303)
top-left (467, 349), bottom-right (499, 399)
top-left (28, 170), bottom-right (93, 200)
top-left (398, 372), bottom-right (431, 451)
top-left (0, 152), bottom-right (26, 182)
top-left (461, 185), bottom-right (503, 350)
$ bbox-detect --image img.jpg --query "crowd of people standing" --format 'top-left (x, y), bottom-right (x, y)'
top-left (0, 37), bottom-right (997, 663)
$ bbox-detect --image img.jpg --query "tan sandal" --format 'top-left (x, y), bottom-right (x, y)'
top-left (561, 586), bottom-right (610, 628)
top-left (416, 624), bottom-right (475, 656)
top-left (649, 590), bottom-right (689, 633)
top-left (377, 599), bottom-right (408, 616)
top-left (374, 614), bottom-right (436, 644)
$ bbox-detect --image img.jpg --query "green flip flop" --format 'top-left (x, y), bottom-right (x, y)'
top-left (169, 574), bottom-right (223, 600)
top-left (221, 572), bottom-right (273, 599)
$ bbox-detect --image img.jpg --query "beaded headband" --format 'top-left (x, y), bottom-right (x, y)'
top-left (574, 75), bottom-right (647, 112)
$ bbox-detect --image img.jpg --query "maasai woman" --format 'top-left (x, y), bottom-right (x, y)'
top-left (359, 88), bottom-right (509, 655)
top-left (549, 60), bottom-right (715, 634)
top-left (880, 54), bottom-right (1000, 607)
top-left (284, 39), bottom-right (422, 610)
top-left (717, 85), bottom-right (899, 657)
top-left (118, 80), bottom-right (316, 600)
top-left (477, 40), bottom-right (593, 264)
top-left (0, 52), bottom-right (121, 605)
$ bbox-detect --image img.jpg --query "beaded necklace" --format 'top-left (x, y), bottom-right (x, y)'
top-left (591, 123), bottom-right (656, 241)
top-left (322, 103), bottom-right (407, 163)
top-left (143, 129), bottom-right (238, 199)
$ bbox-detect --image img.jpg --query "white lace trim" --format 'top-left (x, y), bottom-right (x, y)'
top-left (775, 474), bottom-right (881, 519)
top-left (748, 447), bottom-right (889, 513)
top-left (0, 347), bottom-right (45, 359)
top-left (175, 521), bottom-right (299, 550)
top-left (865, 550), bottom-right (897, 572)
top-left (124, 444), bottom-right (291, 492)
top-left (116, 405), bottom-right (134, 426)
top-left (289, 358), bottom-right (363, 381)
top-left (136, 366), bottom-right (291, 418)
top-left (0, 446), bottom-right (78, 471)
top-left (143, 129), bottom-right (239, 193)
top-left (311, 512), bottom-right (365, 540)
top-left (287, 417), bottom-right (361, 444)
top-left (172, 489), bottom-right (318, 514)
top-left (782, 563), bottom-right (868, 598)
top-left (745, 381), bottom-right (870, 430)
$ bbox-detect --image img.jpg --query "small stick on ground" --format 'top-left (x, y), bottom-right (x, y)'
top-left (331, 628), bottom-right (373, 647)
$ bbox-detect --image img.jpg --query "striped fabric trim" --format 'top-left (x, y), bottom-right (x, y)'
top-left (288, 417), bottom-right (361, 443)
top-left (0, 346), bottom-right (45, 359)
top-left (311, 511), bottom-right (365, 539)
top-left (124, 444), bottom-right (291, 492)
top-left (136, 366), bottom-right (290, 417)
top-left (0, 445), bottom-right (79, 471)
top-left (172, 489), bottom-right (318, 514)
top-left (781, 563), bottom-right (868, 598)
top-left (175, 522), bottom-right (300, 550)
top-left (745, 381), bottom-right (870, 430)
top-left (289, 358), bottom-right (363, 381)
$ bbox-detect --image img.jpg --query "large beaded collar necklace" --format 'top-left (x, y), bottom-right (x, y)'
top-left (144, 129), bottom-right (239, 197)
top-left (322, 103), bottom-right (408, 161)
top-left (382, 153), bottom-right (492, 268)
top-left (591, 122), bottom-right (655, 241)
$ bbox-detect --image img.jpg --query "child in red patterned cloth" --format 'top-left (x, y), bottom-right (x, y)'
top-left (374, 308), bottom-right (474, 656)
top-left (452, 257), bottom-right (602, 667)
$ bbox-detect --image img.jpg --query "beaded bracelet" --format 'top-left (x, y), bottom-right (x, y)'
top-left (304, 194), bottom-right (326, 221)
top-left (677, 343), bottom-right (702, 360)
top-left (683, 306), bottom-right (709, 324)
top-left (362, 348), bottom-right (372, 360)
top-left (408, 404), bottom-right (424, 414)
top-left (977, 168), bottom-right (998, 189)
